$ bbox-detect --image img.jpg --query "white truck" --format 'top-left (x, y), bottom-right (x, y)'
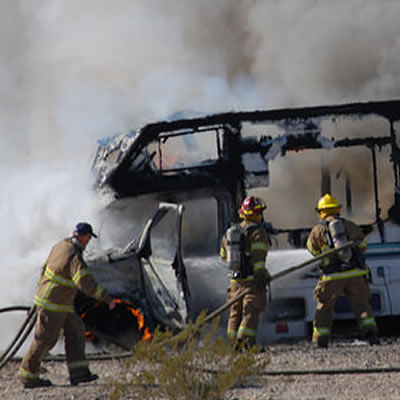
top-left (259, 237), bottom-right (400, 344)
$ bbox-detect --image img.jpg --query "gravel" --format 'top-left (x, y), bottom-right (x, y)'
top-left (2, 337), bottom-right (400, 399)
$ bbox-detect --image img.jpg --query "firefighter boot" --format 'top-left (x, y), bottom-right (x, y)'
top-left (23, 378), bottom-right (53, 389)
top-left (366, 331), bottom-right (380, 346)
top-left (232, 338), bottom-right (244, 352)
top-left (233, 337), bottom-right (262, 352)
top-left (313, 336), bottom-right (329, 349)
top-left (70, 373), bottom-right (99, 386)
top-left (233, 338), bottom-right (251, 352)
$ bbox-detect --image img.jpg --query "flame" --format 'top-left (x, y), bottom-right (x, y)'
top-left (85, 331), bottom-right (96, 341)
top-left (80, 298), bottom-right (152, 342)
top-left (114, 299), bottom-right (152, 341)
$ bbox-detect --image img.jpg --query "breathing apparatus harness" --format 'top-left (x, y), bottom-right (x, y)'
top-left (226, 222), bottom-right (272, 302)
top-left (225, 223), bottom-right (256, 277)
top-left (319, 217), bottom-right (367, 274)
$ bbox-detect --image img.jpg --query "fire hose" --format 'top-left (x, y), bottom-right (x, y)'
top-left (0, 305), bottom-right (37, 370)
top-left (0, 305), bottom-right (132, 371)
top-left (197, 241), bottom-right (356, 329)
top-left (0, 241), bottom-right (355, 369)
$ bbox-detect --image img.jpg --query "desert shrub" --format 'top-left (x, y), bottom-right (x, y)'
top-left (106, 312), bottom-right (269, 400)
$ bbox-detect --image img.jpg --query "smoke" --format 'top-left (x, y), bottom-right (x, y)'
top-left (1, 0), bottom-right (400, 351)
top-left (247, 0), bottom-right (400, 105)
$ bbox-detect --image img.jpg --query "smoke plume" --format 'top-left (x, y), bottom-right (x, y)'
top-left (1, 0), bottom-right (400, 350)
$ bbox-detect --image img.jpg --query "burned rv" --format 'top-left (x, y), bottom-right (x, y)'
top-left (89, 99), bottom-right (400, 344)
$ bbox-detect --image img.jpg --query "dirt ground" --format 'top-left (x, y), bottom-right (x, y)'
top-left (2, 337), bottom-right (400, 399)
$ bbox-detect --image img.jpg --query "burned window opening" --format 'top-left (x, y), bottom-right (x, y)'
top-left (92, 99), bottom-right (400, 248)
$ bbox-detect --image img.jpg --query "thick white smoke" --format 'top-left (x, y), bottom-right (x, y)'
top-left (1, 0), bottom-right (400, 350)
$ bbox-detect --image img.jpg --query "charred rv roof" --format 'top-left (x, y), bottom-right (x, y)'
top-left (92, 99), bottom-right (400, 244)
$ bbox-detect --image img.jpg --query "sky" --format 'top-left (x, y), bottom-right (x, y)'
top-left (1, 0), bottom-right (400, 348)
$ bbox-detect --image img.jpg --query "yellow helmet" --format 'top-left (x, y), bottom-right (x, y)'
top-left (316, 193), bottom-right (341, 211)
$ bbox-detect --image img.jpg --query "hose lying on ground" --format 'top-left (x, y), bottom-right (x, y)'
top-left (261, 366), bottom-right (400, 376)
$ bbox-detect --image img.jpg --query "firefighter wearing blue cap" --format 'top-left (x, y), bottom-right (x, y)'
top-left (19, 223), bottom-right (117, 389)
top-left (307, 194), bottom-right (379, 348)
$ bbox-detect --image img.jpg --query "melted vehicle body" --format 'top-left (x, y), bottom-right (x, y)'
top-left (75, 202), bottom-right (189, 347)
top-left (90, 99), bottom-right (400, 344)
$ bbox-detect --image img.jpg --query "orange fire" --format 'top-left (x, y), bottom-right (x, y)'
top-left (80, 298), bottom-right (152, 342)
top-left (114, 299), bottom-right (152, 341)
top-left (85, 331), bottom-right (97, 341)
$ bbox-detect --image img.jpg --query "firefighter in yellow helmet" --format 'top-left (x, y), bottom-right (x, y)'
top-left (220, 196), bottom-right (271, 350)
top-left (306, 194), bottom-right (379, 348)
top-left (18, 223), bottom-right (117, 389)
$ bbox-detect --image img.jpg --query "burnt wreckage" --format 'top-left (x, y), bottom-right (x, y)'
top-left (76, 202), bottom-right (187, 348)
top-left (3, 100), bottom-right (400, 367)
top-left (92, 99), bottom-right (400, 240)
top-left (84, 99), bottom-right (400, 345)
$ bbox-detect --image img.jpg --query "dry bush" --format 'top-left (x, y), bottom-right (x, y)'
top-left (106, 313), bottom-right (269, 400)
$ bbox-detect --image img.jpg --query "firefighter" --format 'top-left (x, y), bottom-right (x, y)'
top-left (18, 222), bottom-right (117, 389)
top-left (220, 196), bottom-right (271, 350)
top-left (307, 193), bottom-right (379, 348)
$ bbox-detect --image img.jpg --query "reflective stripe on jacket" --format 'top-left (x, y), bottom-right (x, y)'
top-left (34, 238), bottom-right (110, 312)
top-left (306, 216), bottom-right (367, 280)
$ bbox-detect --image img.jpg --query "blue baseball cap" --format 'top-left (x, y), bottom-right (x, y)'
top-left (74, 222), bottom-right (98, 238)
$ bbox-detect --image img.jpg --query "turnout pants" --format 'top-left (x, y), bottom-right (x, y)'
top-left (312, 275), bottom-right (378, 346)
top-left (19, 308), bottom-right (90, 383)
top-left (227, 281), bottom-right (266, 346)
